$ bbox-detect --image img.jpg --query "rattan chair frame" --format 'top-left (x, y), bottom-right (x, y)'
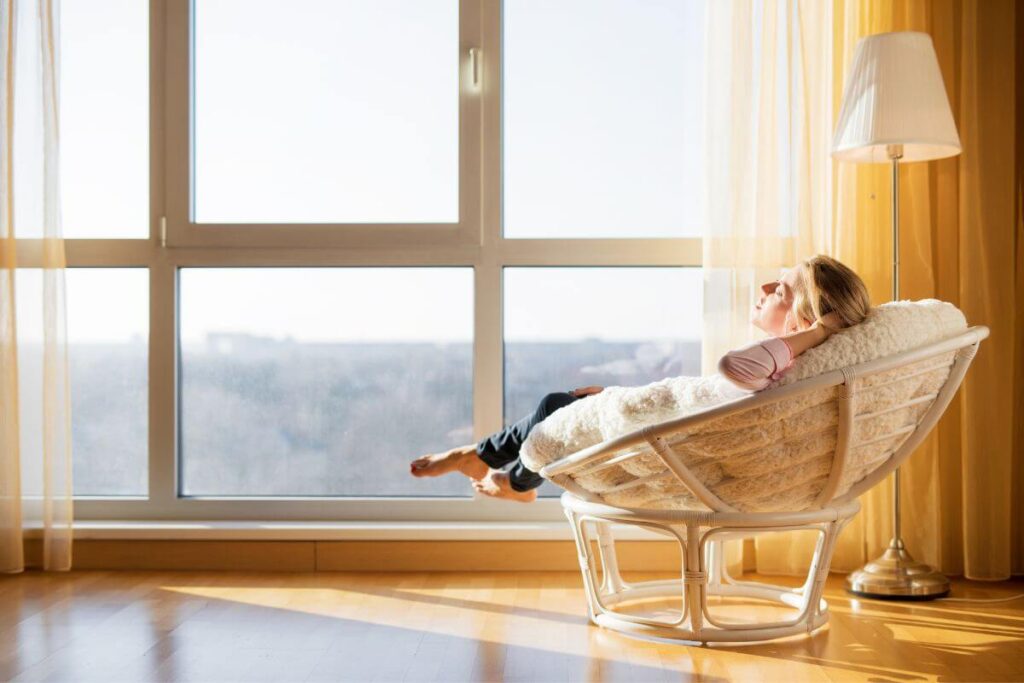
top-left (540, 326), bottom-right (989, 644)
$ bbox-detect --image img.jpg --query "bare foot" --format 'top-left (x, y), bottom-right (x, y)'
top-left (410, 444), bottom-right (489, 480)
top-left (472, 469), bottom-right (537, 503)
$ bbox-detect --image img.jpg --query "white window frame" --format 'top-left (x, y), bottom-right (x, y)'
top-left (59, 0), bottom-right (702, 523)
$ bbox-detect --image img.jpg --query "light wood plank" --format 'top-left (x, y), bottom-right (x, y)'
top-left (2, 570), bottom-right (1021, 682)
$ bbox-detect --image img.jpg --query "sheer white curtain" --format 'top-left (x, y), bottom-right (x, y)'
top-left (703, 0), bottom-right (833, 373)
top-left (1, 0), bottom-right (73, 573)
top-left (702, 0), bottom-right (834, 572)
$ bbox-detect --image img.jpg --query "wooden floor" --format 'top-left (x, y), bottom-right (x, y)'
top-left (1, 570), bottom-right (1022, 682)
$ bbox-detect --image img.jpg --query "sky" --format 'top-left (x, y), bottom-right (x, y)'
top-left (59, 0), bottom-right (149, 237)
top-left (53, 0), bottom-right (708, 344)
top-left (503, 0), bottom-right (707, 237)
top-left (47, 265), bottom-right (703, 345)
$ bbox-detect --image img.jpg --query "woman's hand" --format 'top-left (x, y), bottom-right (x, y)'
top-left (570, 385), bottom-right (604, 398)
top-left (781, 311), bottom-right (844, 357)
top-left (811, 311), bottom-right (844, 339)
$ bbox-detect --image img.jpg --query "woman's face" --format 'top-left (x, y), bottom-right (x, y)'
top-left (751, 268), bottom-right (804, 336)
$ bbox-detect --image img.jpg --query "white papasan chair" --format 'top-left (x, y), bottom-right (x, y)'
top-left (521, 300), bottom-right (988, 644)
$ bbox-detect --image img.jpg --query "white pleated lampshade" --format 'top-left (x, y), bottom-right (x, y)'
top-left (832, 31), bottom-right (961, 163)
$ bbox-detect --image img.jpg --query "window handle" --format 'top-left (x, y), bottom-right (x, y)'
top-left (469, 47), bottom-right (480, 87)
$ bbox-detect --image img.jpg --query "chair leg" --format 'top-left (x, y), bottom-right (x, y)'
top-left (595, 523), bottom-right (626, 595)
top-left (565, 510), bottom-right (601, 624)
top-left (684, 523), bottom-right (705, 641)
top-left (706, 539), bottom-right (724, 588)
top-left (804, 519), bottom-right (845, 629)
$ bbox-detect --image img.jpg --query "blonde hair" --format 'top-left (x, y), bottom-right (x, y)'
top-left (791, 255), bottom-right (871, 332)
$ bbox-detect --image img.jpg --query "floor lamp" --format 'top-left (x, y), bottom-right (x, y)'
top-left (831, 32), bottom-right (962, 599)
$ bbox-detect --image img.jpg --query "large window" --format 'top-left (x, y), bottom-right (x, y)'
top-left (57, 0), bottom-right (706, 523)
top-left (179, 268), bottom-right (472, 496)
top-left (67, 269), bottom-right (149, 496)
top-left (503, 0), bottom-right (706, 238)
top-left (193, 0), bottom-right (459, 223)
top-left (60, 0), bottom-right (149, 238)
top-left (504, 268), bottom-right (702, 422)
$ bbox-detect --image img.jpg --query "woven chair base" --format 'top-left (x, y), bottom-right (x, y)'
top-left (562, 492), bottom-right (861, 644)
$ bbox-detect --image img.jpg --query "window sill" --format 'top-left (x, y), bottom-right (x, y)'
top-left (25, 520), bottom-right (668, 541)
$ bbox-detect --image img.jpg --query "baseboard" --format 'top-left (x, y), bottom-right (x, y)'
top-left (23, 539), bottom-right (683, 572)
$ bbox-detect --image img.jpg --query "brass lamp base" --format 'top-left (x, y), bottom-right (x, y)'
top-left (846, 539), bottom-right (950, 600)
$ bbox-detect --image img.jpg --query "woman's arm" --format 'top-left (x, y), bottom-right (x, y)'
top-left (718, 313), bottom-right (842, 390)
top-left (778, 321), bottom-right (831, 356)
top-left (717, 338), bottom-right (794, 391)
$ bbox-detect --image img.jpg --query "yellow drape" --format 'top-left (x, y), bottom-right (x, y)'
top-left (0, 0), bottom-right (73, 574)
top-left (755, 0), bottom-right (1020, 580)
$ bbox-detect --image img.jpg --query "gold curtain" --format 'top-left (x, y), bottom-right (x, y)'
top-left (753, 0), bottom-right (1015, 581)
top-left (707, 0), bottom-right (1020, 580)
top-left (1, 0), bottom-right (73, 574)
top-left (824, 0), bottom-right (1021, 581)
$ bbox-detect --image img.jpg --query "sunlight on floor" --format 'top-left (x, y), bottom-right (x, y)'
top-left (154, 573), bottom-right (1019, 682)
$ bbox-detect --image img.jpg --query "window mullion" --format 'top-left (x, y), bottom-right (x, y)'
top-left (148, 261), bottom-right (177, 507)
top-left (473, 260), bottom-right (504, 444)
top-left (473, 0), bottom-right (504, 497)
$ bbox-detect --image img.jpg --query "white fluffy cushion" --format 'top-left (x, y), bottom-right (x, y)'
top-left (520, 299), bottom-right (967, 511)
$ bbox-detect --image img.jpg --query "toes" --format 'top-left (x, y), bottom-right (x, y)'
top-left (410, 460), bottom-right (433, 477)
top-left (472, 483), bottom-right (495, 497)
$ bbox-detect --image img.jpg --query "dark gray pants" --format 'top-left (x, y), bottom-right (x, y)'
top-left (475, 392), bottom-right (581, 491)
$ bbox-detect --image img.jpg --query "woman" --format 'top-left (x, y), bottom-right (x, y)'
top-left (410, 255), bottom-right (871, 502)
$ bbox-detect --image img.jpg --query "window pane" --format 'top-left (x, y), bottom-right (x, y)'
top-left (503, 0), bottom-right (706, 238)
top-left (60, 0), bottom-right (149, 238)
top-left (504, 268), bottom-right (702, 496)
top-left (194, 0), bottom-right (459, 224)
top-left (67, 269), bottom-right (149, 495)
top-left (180, 268), bottom-right (473, 496)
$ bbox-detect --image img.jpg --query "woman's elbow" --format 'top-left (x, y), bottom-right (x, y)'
top-left (717, 355), bottom-right (764, 391)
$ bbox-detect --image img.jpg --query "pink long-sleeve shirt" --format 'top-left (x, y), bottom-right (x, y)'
top-left (717, 337), bottom-right (795, 391)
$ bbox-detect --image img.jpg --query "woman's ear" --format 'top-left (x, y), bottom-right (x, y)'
top-left (785, 310), bottom-right (813, 333)
top-left (783, 310), bottom-right (799, 334)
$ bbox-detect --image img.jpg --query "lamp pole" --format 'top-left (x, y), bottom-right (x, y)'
top-left (845, 143), bottom-right (951, 599)
top-left (890, 144), bottom-right (903, 554)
